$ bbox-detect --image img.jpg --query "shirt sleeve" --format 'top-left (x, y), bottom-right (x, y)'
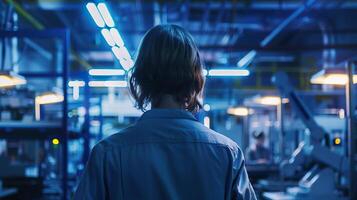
top-left (232, 148), bottom-right (257, 200)
top-left (74, 144), bottom-right (107, 200)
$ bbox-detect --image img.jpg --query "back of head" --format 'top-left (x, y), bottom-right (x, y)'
top-left (129, 24), bottom-right (204, 112)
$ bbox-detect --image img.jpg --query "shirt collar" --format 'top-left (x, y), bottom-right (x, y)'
top-left (139, 109), bottom-right (198, 121)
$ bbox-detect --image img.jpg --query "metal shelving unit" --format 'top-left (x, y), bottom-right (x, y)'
top-left (0, 29), bottom-right (70, 200)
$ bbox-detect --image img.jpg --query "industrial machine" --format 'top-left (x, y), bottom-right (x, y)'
top-left (263, 72), bottom-right (349, 200)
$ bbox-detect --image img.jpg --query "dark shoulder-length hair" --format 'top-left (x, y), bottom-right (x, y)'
top-left (129, 24), bottom-right (204, 112)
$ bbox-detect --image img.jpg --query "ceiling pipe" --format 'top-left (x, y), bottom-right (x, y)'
top-left (260, 0), bottom-right (316, 47)
top-left (237, 0), bottom-right (317, 68)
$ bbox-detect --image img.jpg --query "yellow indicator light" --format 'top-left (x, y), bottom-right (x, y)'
top-left (334, 138), bottom-right (341, 145)
top-left (52, 138), bottom-right (60, 145)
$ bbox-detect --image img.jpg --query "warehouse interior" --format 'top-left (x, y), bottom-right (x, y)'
top-left (0, 0), bottom-right (356, 199)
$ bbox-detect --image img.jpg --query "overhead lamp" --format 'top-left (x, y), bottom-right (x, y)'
top-left (35, 92), bottom-right (64, 105)
top-left (110, 28), bottom-right (124, 47)
top-left (86, 2), bottom-right (132, 71)
top-left (310, 68), bottom-right (357, 85)
top-left (237, 50), bottom-right (257, 68)
top-left (35, 92), bottom-right (64, 121)
top-left (97, 3), bottom-right (115, 27)
top-left (208, 69), bottom-right (250, 76)
top-left (86, 3), bottom-right (105, 28)
top-left (89, 69), bottom-right (125, 76)
top-left (101, 29), bottom-right (116, 46)
top-left (0, 71), bottom-right (26, 88)
top-left (227, 107), bottom-right (250, 116)
top-left (52, 138), bottom-right (60, 145)
top-left (254, 96), bottom-right (288, 106)
top-left (88, 80), bottom-right (127, 87)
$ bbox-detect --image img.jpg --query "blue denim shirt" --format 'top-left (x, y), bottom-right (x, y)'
top-left (74, 109), bottom-right (256, 200)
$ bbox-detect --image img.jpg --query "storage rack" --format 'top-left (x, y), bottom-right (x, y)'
top-left (0, 29), bottom-right (70, 200)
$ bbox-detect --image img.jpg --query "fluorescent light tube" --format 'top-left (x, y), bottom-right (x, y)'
top-left (237, 50), bottom-right (257, 68)
top-left (86, 3), bottom-right (105, 28)
top-left (119, 59), bottom-right (134, 71)
top-left (97, 3), bottom-right (115, 27)
top-left (110, 28), bottom-right (124, 47)
top-left (88, 80), bottom-right (127, 87)
top-left (112, 46), bottom-right (132, 61)
top-left (227, 107), bottom-right (250, 116)
top-left (89, 69), bottom-right (125, 76)
top-left (101, 29), bottom-right (116, 46)
top-left (310, 69), bottom-right (357, 85)
top-left (208, 69), bottom-right (250, 76)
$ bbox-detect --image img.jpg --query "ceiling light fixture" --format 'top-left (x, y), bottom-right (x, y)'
top-left (101, 29), bottom-right (116, 46)
top-left (86, 2), bottom-right (133, 71)
top-left (237, 50), bottom-right (257, 68)
top-left (86, 3), bottom-right (105, 28)
top-left (89, 69), bottom-right (125, 76)
top-left (88, 80), bottom-right (127, 88)
top-left (208, 69), bottom-right (250, 76)
top-left (35, 92), bottom-right (64, 121)
top-left (310, 68), bottom-right (357, 85)
top-left (0, 71), bottom-right (26, 88)
top-left (97, 3), bottom-right (115, 27)
top-left (110, 28), bottom-right (124, 47)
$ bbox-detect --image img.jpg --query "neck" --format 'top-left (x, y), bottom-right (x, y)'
top-left (152, 95), bottom-right (185, 110)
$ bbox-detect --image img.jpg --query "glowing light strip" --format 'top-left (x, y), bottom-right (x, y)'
top-left (0, 74), bottom-right (26, 87)
top-left (87, 2), bottom-right (133, 71)
top-left (112, 46), bottom-right (131, 60)
top-left (89, 69), bottom-right (125, 76)
top-left (119, 59), bottom-right (134, 71)
top-left (208, 69), bottom-right (250, 76)
top-left (110, 28), bottom-right (124, 47)
top-left (237, 50), bottom-right (257, 68)
top-left (97, 3), bottom-right (115, 27)
top-left (36, 93), bottom-right (64, 105)
top-left (101, 29), bottom-right (116, 46)
top-left (88, 80), bottom-right (127, 87)
top-left (86, 3), bottom-right (105, 28)
top-left (227, 107), bottom-right (250, 116)
top-left (68, 80), bottom-right (85, 87)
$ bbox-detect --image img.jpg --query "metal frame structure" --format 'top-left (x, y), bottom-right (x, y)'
top-left (0, 28), bottom-right (70, 200)
top-left (346, 62), bottom-right (356, 200)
